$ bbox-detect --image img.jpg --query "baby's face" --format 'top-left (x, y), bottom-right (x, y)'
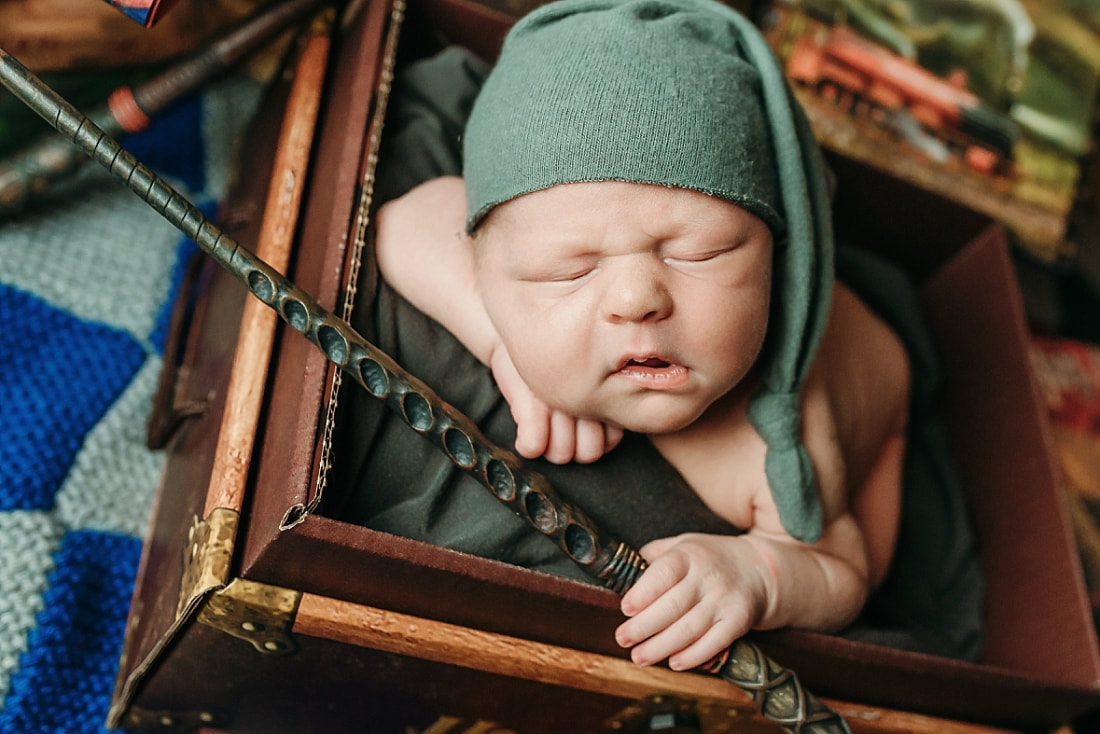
top-left (475, 181), bottom-right (772, 435)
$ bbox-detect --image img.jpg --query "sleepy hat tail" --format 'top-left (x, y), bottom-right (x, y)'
top-left (719, 6), bottom-right (835, 543)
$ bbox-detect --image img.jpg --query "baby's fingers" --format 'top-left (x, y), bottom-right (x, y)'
top-left (543, 411), bottom-right (578, 464)
top-left (493, 350), bottom-right (552, 459)
top-left (638, 536), bottom-right (679, 563)
top-left (604, 424), bottom-right (624, 452)
top-left (618, 598), bottom-right (711, 668)
top-left (573, 419), bottom-right (612, 464)
top-left (666, 620), bottom-right (745, 672)
top-left (618, 597), bottom-right (748, 670)
top-left (616, 585), bottom-right (687, 652)
top-left (512, 401), bottom-right (551, 459)
top-left (620, 551), bottom-right (688, 618)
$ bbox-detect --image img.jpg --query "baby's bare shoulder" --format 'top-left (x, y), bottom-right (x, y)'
top-left (802, 283), bottom-right (911, 519)
top-left (649, 285), bottom-right (911, 536)
top-left (818, 283), bottom-right (911, 429)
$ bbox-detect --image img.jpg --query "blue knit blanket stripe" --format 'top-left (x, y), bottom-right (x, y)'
top-left (0, 76), bottom-right (258, 733)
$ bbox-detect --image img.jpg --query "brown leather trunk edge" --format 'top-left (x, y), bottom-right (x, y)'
top-left (108, 70), bottom-right (295, 725)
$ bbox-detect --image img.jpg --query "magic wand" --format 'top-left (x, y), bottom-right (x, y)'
top-left (0, 43), bottom-right (849, 734)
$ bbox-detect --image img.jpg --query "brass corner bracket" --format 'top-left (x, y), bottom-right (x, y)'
top-left (197, 577), bottom-right (301, 655)
top-left (179, 507), bottom-right (240, 615)
top-left (179, 507), bottom-right (301, 655)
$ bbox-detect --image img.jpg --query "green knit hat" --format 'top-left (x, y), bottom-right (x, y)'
top-left (463, 0), bottom-right (834, 543)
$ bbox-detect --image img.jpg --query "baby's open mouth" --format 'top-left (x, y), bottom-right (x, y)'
top-left (616, 356), bottom-right (689, 388)
top-left (626, 357), bottom-right (670, 369)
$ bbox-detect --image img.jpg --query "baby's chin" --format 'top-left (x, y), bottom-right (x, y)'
top-left (615, 413), bottom-right (699, 436)
top-left (567, 402), bottom-right (704, 437)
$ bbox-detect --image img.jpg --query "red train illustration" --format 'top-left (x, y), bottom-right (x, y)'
top-left (778, 14), bottom-right (1020, 175)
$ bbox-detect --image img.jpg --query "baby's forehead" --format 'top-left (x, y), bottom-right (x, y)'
top-left (477, 181), bottom-right (773, 241)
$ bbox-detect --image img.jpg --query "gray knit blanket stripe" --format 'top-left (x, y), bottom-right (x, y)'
top-left (0, 75), bottom-right (259, 732)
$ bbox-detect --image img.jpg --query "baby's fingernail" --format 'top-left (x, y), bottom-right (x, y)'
top-left (668, 657), bottom-right (683, 671)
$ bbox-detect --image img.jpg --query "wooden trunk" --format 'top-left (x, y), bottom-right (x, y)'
top-left (108, 0), bottom-right (1100, 731)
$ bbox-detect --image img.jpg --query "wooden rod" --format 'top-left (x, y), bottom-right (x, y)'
top-left (204, 8), bottom-right (335, 517)
top-left (293, 593), bottom-right (1021, 734)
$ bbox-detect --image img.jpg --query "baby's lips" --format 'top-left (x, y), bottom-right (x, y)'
top-left (616, 353), bottom-right (676, 372)
top-left (625, 356), bottom-right (671, 369)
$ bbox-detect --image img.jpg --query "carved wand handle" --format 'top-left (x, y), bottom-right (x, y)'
top-left (0, 46), bottom-right (848, 734)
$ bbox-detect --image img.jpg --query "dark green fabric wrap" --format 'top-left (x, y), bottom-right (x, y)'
top-left (329, 48), bottom-right (741, 585)
top-left (328, 43), bottom-right (984, 661)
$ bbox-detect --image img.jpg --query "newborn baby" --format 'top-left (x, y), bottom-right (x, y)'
top-left (373, 0), bottom-right (911, 672)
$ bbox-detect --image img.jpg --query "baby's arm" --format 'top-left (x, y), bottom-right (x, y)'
top-left (375, 176), bottom-right (498, 363)
top-left (614, 510), bottom-right (873, 671)
top-left (488, 344), bottom-right (624, 463)
top-left (616, 283), bottom-right (907, 670)
top-left (374, 177), bottom-right (621, 463)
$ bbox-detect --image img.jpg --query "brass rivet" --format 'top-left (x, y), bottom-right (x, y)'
top-left (241, 621), bottom-right (257, 632)
top-left (264, 640), bottom-right (281, 651)
top-left (160, 716), bottom-right (174, 726)
top-left (200, 712), bottom-right (214, 723)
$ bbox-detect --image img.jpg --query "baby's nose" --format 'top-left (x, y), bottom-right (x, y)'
top-left (602, 259), bottom-right (672, 323)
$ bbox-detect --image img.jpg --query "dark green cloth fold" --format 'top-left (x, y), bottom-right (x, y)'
top-left (326, 48), bottom-right (740, 585)
top-left (325, 44), bottom-right (984, 661)
top-left (836, 245), bottom-right (985, 661)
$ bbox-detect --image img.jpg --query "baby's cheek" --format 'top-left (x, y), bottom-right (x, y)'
top-left (499, 297), bottom-right (598, 405)
top-left (505, 343), bottom-right (558, 394)
top-left (523, 365), bottom-right (589, 417)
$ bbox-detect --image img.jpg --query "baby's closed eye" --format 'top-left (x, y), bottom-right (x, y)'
top-left (663, 245), bottom-right (734, 263)
top-left (512, 254), bottom-right (599, 283)
top-left (518, 264), bottom-right (596, 283)
top-left (661, 244), bottom-right (747, 280)
top-left (660, 233), bottom-right (766, 283)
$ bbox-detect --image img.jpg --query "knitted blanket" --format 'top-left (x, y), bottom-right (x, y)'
top-left (0, 76), bottom-right (259, 733)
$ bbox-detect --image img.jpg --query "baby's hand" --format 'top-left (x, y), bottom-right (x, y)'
top-left (489, 344), bottom-right (622, 464)
top-left (615, 533), bottom-right (769, 671)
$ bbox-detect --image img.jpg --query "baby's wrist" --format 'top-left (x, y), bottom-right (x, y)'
top-left (739, 535), bottom-right (782, 629)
